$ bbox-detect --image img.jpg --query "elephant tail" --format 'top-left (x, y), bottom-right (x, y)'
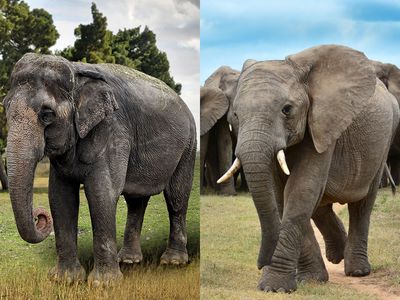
top-left (384, 163), bottom-right (396, 196)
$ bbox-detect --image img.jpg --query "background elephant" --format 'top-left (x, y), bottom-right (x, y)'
top-left (219, 45), bottom-right (399, 292)
top-left (4, 53), bottom-right (196, 285)
top-left (371, 61), bottom-right (400, 185)
top-left (200, 66), bottom-right (248, 194)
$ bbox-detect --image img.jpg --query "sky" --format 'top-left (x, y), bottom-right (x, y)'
top-left (201, 0), bottom-right (400, 83)
top-left (27, 0), bottom-right (200, 136)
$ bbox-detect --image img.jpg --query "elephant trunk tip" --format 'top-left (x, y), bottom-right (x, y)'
top-left (19, 207), bottom-right (53, 244)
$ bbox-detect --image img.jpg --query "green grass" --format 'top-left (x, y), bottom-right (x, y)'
top-left (0, 161), bottom-right (200, 299)
top-left (201, 189), bottom-right (400, 299)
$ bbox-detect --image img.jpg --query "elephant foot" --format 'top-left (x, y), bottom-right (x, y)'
top-left (297, 268), bottom-right (329, 283)
top-left (160, 248), bottom-right (188, 266)
top-left (117, 246), bottom-right (143, 264)
top-left (87, 267), bottom-right (123, 287)
top-left (257, 266), bottom-right (297, 293)
top-left (48, 261), bottom-right (86, 284)
top-left (325, 238), bottom-right (345, 264)
top-left (345, 254), bottom-right (371, 277)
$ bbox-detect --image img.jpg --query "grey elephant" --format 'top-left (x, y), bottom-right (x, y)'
top-left (371, 60), bottom-right (400, 185)
top-left (4, 53), bottom-right (196, 285)
top-left (218, 45), bottom-right (399, 292)
top-left (200, 66), bottom-right (247, 194)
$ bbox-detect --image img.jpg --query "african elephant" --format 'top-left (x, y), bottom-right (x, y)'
top-left (200, 66), bottom-right (247, 194)
top-left (218, 45), bottom-right (399, 292)
top-left (4, 53), bottom-right (196, 285)
top-left (371, 60), bottom-right (400, 185)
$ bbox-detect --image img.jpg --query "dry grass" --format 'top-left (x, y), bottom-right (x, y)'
top-left (0, 161), bottom-right (200, 299)
top-left (0, 263), bottom-right (199, 300)
top-left (200, 189), bottom-right (400, 299)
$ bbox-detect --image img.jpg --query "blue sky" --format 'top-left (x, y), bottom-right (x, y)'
top-left (201, 0), bottom-right (400, 83)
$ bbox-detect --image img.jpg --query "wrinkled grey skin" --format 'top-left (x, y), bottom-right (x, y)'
top-left (200, 66), bottom-right (247, 194)
top-left (4, 53), bottom-right (196, 285)
top-left (371, 60), bottom-right (400, 185)
top-left (231, 45), bottom-right (399, 292)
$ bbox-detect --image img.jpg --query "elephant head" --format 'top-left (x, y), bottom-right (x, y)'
top-left (219, 45), bottom-right (376, 268)
top-left (3, 53), bottom-right (118, 243)
top-left (202, 66), bottom-right (240, 135)
top-left (200, 66), bottom-right (241, 194)
top-left (371, 60), bottom-right (400, 104)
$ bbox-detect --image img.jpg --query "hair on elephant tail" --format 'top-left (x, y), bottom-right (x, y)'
top-left (384, 163), bottom-right (396, 196)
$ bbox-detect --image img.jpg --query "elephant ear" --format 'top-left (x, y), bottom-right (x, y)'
top-left (74, 69), bottom-right (119, 139)
top-left (287, 45), bottom-right (376, 153)
top-left (372, 60), bottom-right (400, 104)
top-left (200, 86), bottom-right (229, 135)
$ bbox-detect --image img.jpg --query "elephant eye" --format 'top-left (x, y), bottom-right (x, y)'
top-left (39, 107), bottom-right (55, 125)
top-left (281, 104), bottom-right (293, 116)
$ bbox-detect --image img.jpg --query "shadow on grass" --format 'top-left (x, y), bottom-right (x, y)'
top-left (35, 224), bottom-right (200, 276)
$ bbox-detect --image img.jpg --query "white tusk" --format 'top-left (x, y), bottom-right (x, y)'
top-left (217, 158), bottom-right (242, 184)
top-left (277, 150), bottom-right (290, 175)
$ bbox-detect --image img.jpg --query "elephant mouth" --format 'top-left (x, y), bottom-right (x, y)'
top-left (217, 149), bottom-right (290, 183)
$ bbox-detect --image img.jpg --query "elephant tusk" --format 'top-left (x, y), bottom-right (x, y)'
top-left (217, 158), bottom-right (242, 184)
top-left (277, 150), bottom-right (290, 175)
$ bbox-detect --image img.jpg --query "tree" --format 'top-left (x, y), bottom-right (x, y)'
top-left (0, 1), bottom-right (59, 97)
top-left (113, 27), bottom-right (182, 94)
top-left (61, 3), bottom-right (181, 94)
top-left (61, 3), bottom-right (114, 64)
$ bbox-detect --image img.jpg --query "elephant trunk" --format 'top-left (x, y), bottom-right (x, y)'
top-left (236, 129), bottom-right (283, 269)
top-left (7, 126), bottom-right (52, 244)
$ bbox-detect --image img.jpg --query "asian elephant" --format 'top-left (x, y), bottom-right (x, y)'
top-left (371, 60), bottom-right (400, 185)
top-left (200, 66), bottom-right (247, 194)
top-left (4, 53), bottom-right (196, 285)
top-left (218, 45), bottom-right (399, 292)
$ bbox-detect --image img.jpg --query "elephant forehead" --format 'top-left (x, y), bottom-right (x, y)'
top-left (235, 62), bottom-right (305, 107)
top-left (13, 59), bottom-right (75, 93)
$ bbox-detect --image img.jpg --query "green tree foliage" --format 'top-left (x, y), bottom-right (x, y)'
top-left (60, 3), bottom-right (181, 94)
top-left (114, 27), bottom-right (182, 94)
top-left (61, 3), bottom-right (114, 64)
top-left (0, 0), bottom-right (58, 151)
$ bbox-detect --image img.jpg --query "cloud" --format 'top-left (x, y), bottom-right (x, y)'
top-left (27, 0), bottom-right (200, 142)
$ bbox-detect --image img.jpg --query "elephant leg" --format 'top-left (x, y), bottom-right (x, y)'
top-left (217, 117), bottom-right (236, 195)
top-left (258, 138), bottom-right (334, 293)
top-left (390, 157), bottom-right (400, 185)
top-left (160, 146), bottom-right (195, 265)
top-left (48, 165), bottom-right (85, 283)
top-left (200, 133), bottom-right (209, 194)
top-left (118, 196), bottom-right (150, 264)
top-left (84, 175), bottom-right (123, 285)
top-left (296, 222), bottom-right (328, 283)
top-left (312, 204), bottom-right (347, 264)
top-left (239, 167), bottom-right (248, 191)
top-left (344, 173), bottom-right (379, 277)
top-left (380, 164), bottom-right (388, 187)
top-left (205, 131), bottom-right (219, 191)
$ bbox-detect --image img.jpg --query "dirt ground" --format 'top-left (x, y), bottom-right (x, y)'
top-left (315, 204), bottom-right (400, 300)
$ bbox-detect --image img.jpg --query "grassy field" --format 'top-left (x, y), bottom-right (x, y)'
top-left (201, 188), bottom-right (400, 299)
top-left (0, 161), bottom-right (200, 299)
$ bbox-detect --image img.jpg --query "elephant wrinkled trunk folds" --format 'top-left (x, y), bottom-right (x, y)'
top-left (7, 124), bottom-right (52, 244)
top-left (236, 130), bottom-right (282, 269)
